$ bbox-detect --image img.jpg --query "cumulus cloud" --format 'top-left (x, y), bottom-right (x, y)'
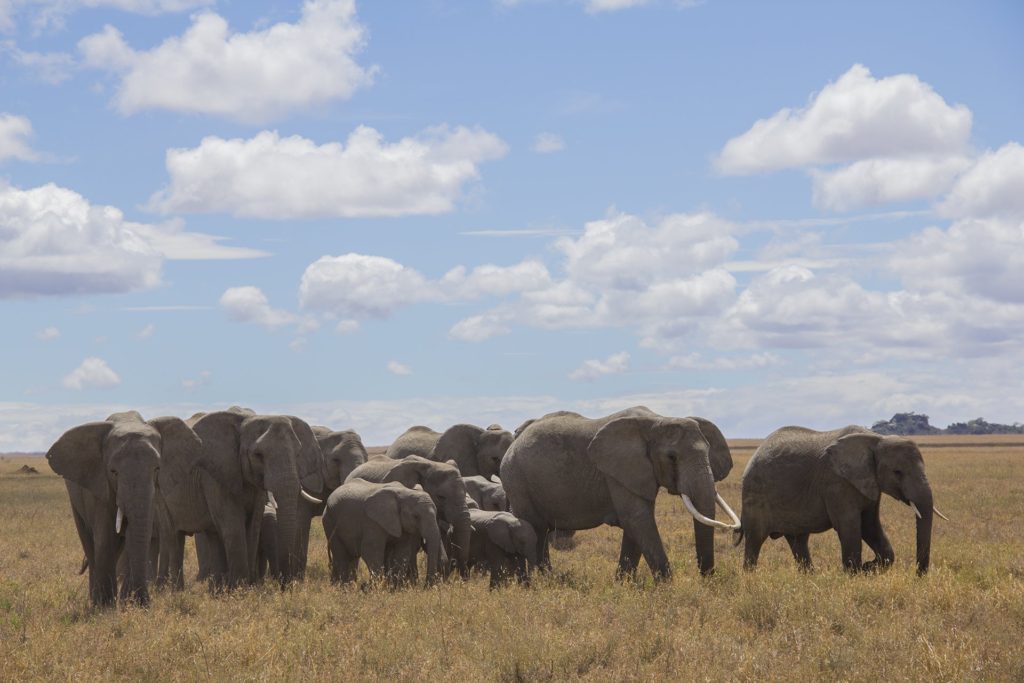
top-left (668, 352), bottom-right (780, 370)
top-left (63, 357), bottom-right (121, 390)
top-left (939, 142), bottom-right (1024, 220)
top-left (335, 319), bottom-right (360, 335)
top-left (440, 261), bottom-right (551, 298)
top-left (220, 287), bottom-right (296, 330)
top-left (532, 132), bottom-right (566, 154)
top-left (448, 312), bottom-right (512, 342)
top-left (181, 369), bottom-right (211, 391)
top-left (812, 155), bottom-right (971, 211)
top-left (387, 360), bottom-right (412, 376)
top-left (568, 351), bottom-right (630, 381)
top-left (0, 182), bottom-right (263, 298)
top-left (150, 126), bottom-right (508, 219)
top-left (1, 0), bottom-right (210, 33)
top-left (0, 113), bottom-right (38, 162)
top-left (1, 42), bottom-right (74, 84)
top-left (79, 0), bottom-right (374, 122)
top-left (300, 254), bottom-right (435, 319)
top-left (36, 326), bottom-right (59, 341)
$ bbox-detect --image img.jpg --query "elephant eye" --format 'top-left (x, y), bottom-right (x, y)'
top-left (893, 469), bottom-right (903, 477)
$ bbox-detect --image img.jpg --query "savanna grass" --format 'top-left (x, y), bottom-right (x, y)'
top-left (1, 439), bottom-right (1022, 681)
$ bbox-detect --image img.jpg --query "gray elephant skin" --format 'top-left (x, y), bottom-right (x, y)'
top-left (323, 479), bottom-right (446, 586)
top-left (156, 410), bottom-right (324, 589)
top-left (463, 475), bottom-right (508, 511)
top-left (500, 406), bottom-right (738, 580)
top-left (385, 424), bottom-right (513, 480)
top-left (346, 455), bottom-right (472, 578)
top-left (464, 509), bottom-right (538, 587)
top-left (740, 426), bottom-right (940, 574)
top-left (47, 411), bottom-right (200, 606)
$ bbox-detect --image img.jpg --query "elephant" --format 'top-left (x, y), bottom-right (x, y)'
top-left (739, 426), bottom-right (947, 575)
top-left (385, 423), bottom-right (513, 480)
top-left (500, 406), bottom-right (739, 580)
top-left (155, 410), bottom-right (323, 590)
top-left (346, 455), bottom-right (472, 579)
top-left (463, 509), bottom-right (538, 587)
top-left (322, 479), bottom-right (447, 586)
top-left (47, 410), bottom-right (200, 606)
top-left (463, 475), bottom-right (508, 511)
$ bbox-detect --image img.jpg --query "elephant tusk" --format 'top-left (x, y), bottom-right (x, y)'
top-left (933, 506), bottom-right (950, 521)
top-left (909, 501), bottom-right (923, 519)
top-left (681, 495), bottom-right (739, 531)
top-left (715, 492), bottom-right (741, 528)
top-left (267, 491), bottom-right (279, 511)
top-left (301, 489), bottom-right (323, 505)
top-left (115, 507), bottom-right (124, 534)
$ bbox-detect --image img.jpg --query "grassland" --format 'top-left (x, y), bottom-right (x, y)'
top-left (1, 437), bottom-right (1022, 682)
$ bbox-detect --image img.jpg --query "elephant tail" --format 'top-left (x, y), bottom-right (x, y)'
top-left (732, 527), bottom-right (744, 547)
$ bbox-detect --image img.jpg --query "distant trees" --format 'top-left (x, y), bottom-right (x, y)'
top-left (871, 412), bottom-right (1024, 436)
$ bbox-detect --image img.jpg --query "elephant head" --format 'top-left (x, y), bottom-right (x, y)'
top-left (313, 427), bottom-right (369, 492)
top-left (435, 424), bottom-right (513, 480)
top-left (587, 415), bottom-right (739, 575)
top-left (48, 413), bottom-right (200, 605)
top-left (479, 511), bottom-right (539, 570)
top-left (824, 433), bottom-right (937, 574)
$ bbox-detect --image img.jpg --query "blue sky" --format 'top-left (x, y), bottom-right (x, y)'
top-left (2, 0), bottom-right (1022, 449)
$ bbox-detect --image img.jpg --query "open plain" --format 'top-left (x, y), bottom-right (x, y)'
top-left (1, 435), bottom-right (1022, 682)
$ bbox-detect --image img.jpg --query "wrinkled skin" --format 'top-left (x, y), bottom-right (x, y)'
top-left (385, 424), bottom-right (514, 480)
top-left (157, 411), bottom-right (317, 590)
top-left (740, 426), bottom-right (936, 575)
top-left (464, 509), bottom-right (539, 587)
top-left (47, 411), bottom-right (200, 607)
top-left (501, 406), bottom-right (734, 580)
top-left (346, 456), bottom-right (472, 579)
top-left (323, 480), bottom-right (446, 586)
top-left (463, 475), bottom-right (508, 511)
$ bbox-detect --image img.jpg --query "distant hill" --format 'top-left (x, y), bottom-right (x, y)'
top-left (872, 413), bottom-right (1024, 436)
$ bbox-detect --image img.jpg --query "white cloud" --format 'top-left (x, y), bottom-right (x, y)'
top-left (568, 351), bottom-right (630, 381)
top-left (300, 254), bottom-right (436, 319)
top-left (220, 286), bottom-right (296, 330)
top-left (1, 42), bottom-right (74, 84)
top-left (585, 0), bottom-right (650, 11)
top-left (1, 0), bottom-right (211, 33)
top-left (440, 261), bottom-right (552, 298)
top-left (387, 360), bottom-right (412, 376)
top-left (137, 323), bottom-right (155, 340)
top-left (668, 352), bottom-right (780, 370)
top-left (150, 126), bottom-right (508, 219)
top-left (939, 142), bottom-right (1024, 220)
top-left (36, 326), bottom-right (59, 341)
top-left (62, 357), bottom-right (121, 390)
top-left (79, 0), bottom-right (373, 122)
top-left (532, 132), bottom-right (566, 154)
top-left (0, 113), bottom-right (38, 162)
top-left (811, 155), bottom-right (971, 211)
top-left (335, 319), bottom-right (360, 335)
top-left (181, 369), bottom-right (211, 391)
top-left (716, 64), bottom-right (971, 175)
top-left (448, 312), bottom-right (512, 342)
top-left (0, 182), bottom-right (263, 298)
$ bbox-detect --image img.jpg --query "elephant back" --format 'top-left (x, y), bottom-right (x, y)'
top-left (385, 426), bottom-right (441, 460)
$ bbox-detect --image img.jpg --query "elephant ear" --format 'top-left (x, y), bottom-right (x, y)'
top-left (823, 433), bottom-right (882, 500)
top-left (46, 422), bottom-right (113, 497)
top-left (189, 411), bottom-right (247, 493)
top-left (587, 416), bottom-right (658, 501)
top-left (480, 513), bottom-right (518, 555)
top-left (366, 488), bottom-right (403, 538)
top-left (386, 456), bottom-right (430, 487)
top-left (288, 417), bottom-right (326, 496)
top-left (434, 424), bottom-right (484, 474)
top-left (689, 416), bottom-right (733, 482)
top-left (147, 416), bottom-right (202, 494)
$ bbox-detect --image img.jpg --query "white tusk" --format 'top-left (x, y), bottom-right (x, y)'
top-left (933, 506), bottom-right (950, 521)
top-left (715, 492), bottom-right (741, 527)
top-left (267, 491), bottom-right (278, 511)
top-left (681, 494), bottom-right (739, 531)
top-left (909, 501), bottom-right (922, 519)
top-left (301, 489), bottom-right (323, 505)
top-left (115, 508), bottom-right (123, 534)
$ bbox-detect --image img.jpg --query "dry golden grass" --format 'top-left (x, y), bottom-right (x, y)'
top-left (1, 437), bottom-right (1022, 682)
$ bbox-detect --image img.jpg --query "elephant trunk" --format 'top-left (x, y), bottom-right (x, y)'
top-left (910, 484), bottom-right (934, 575)
top-left (445, 501), bottom-right (472, 580)
top-left (266, 466), bottom-right (301, 586)
top-left (682, 469), bottom-right (717, 576)
top-left (119, 477), bottom-right (155, 606)
top-left (420, 514), bottom-right (443, 585)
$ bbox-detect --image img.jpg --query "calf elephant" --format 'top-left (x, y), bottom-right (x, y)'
top-left (346, 455), bottom-right (472, 578)
top-left (47, 411), bottom-right (200, 606)
top-left (463, 475), bottom-right (508, 511)
top-left (464, 509), bottom-right (538, 587)
top-left (501, 406), bottom-right (739, 580)
top-left (323, 480), bottom-right (446, 586)
top-left (385, 424), bottom-right (513, 480)
top-left (156, 411), bottom-right (323, 590)
top-left (740, 425), bottom-right (946, 574)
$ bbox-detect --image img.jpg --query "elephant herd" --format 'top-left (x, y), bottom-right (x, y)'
top-left (45, 405), bottom-right (947, 608)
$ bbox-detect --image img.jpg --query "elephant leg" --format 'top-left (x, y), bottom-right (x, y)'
top-left (360, 535), bottom-right (388, 583)
top-left (743, 528), bottom-right (768, 570)
top-left (536, 528), bottom-right (553, 572)
top-left (90, 512), bottom-right (120, 607)
top-left (860, 505), bottom-right (894, 571)
top-left (833, 516), bottom-right (864, 572)
top-left (293, 499), bottom-right (315, 581)
top-left (609, 485), bottom-right (670, 580)
top-left (615, 531), bottom-right (643, 580)
top-left (785, 534), bottom-right (812, 570)
top-left (514, 555), bottom-right (529, 586)
top-left (331, 546), bottom-right (356, 584)
top-left (385, 536), bottom-right (417, 587)
top-left (201, 477), bottom-right (250, 589)
top-left (194, 532), bottom-right (211, 582)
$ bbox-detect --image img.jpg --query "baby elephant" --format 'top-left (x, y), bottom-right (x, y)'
top-left (323, 480), bottom-right (447, 587)
top-left (462, 475), bottom-right (508, 511)
top-left (740, 426), bottom-right (947, 574)
top-left (464, 509), bottom-right (538, 587)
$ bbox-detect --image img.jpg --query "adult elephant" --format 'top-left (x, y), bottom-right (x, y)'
top-left (500, 406), bottom-right (739, 580)
top-left (47, 411), bottom-right (200, 606)
top-left (346, 455), bottom-right (472, 578)
top-left (385, 424), bottom-right (513, 480)
top-left (156, 410), bottom-right (323, 589)
top-left (739, 426), bottom-right (947, 575)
